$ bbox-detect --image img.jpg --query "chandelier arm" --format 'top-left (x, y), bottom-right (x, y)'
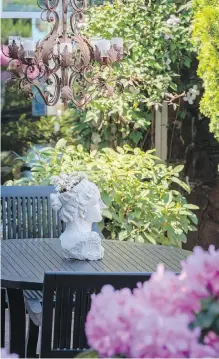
top-left (18, 56), bottom-right (34, 67)
top-left (44, 0), bottom-right (60, 11)
top-left (63, 67), bottom-right (69, 87)
top-left (18, 78), bottom-right (35, 100)
top-left (51, 61), bottom-right (61, 74)
top-left (35, 63), bottom-right (58, 85)
top-left (71, 35), bottom-right (91, 70)
top-left (32, 73), bottom-right (61, 106)
top-left (62, 0), bottom-right (68, 41)
top-left (80, 65), bottom-right (102, 85)
top-left (39, 7), bottom-right (60, 51)
top-left (70, 12), bottom-right (85, 35)
top-left (70, 64), bottom-right (83, 73)
top-left (28, 62), bottom-right (48, 82)
top-left (39, 59), bottom-right (60, 77)
top-left (61, 67), bottom-right (69, 108)
top-left (70, 0), bottom-right (86, 12)
top-left (23, 64), bottom-right (40, 82)
top-left (32, 86), bottom-right (50, 105)
top-left (37, 0), bottom-right (59, 10)
top-left (71, 79), bottom-right (106, 108)
top-left (40, 38), bottom-right (58, 67)
top-left (37, 0), bottom-right (46, 10)
top-left (47, 73), bottom-right (61, 105)
top-left (68, 70), bottom-right (95, 107)
top-left (69, 72), bottom-right (85, 107)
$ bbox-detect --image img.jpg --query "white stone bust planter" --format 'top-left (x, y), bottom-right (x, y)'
top-left (50, 173), bottom-right (105, 261)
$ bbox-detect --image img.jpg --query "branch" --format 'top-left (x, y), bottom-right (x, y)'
top-left (164, 91), bottom-right (185, 105)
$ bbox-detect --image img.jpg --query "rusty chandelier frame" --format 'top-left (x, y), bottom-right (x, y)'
top-left (2, 0), bottom-right (123, 107)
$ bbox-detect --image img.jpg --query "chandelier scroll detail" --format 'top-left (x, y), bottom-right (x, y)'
top-left (2, 0), bottom-right (123, 108)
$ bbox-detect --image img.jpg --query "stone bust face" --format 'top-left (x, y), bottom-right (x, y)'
top-left (85, 191), bottom-right (106, 223)
top-left (50, 178), bottom-right (106, 224)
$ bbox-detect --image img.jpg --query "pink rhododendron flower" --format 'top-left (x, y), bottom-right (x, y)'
top-left (86, 285), bottom-right (134, 356)
top-left (1, 348), bottom-right (18, 358)
top-left (204, 331), bottom-right (219, 352)
top-left (181, 245), bottom-right (219, 297)
top-left (133, 264), bottom-right (200, 319)
top-left (129, 314), bottom-right (216, 358)
top-left (85, 246), bottom-right (219, 358)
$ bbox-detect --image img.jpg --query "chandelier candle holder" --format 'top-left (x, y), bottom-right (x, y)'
top-left (91, 37), bottom-right (123, 63)
top-left (2, 0), bottom-right (123, 108)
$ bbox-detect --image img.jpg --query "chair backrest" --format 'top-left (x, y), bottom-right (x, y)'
top-left (40, 272), bottom-right (151, 358)
top-left (1, 186), bottom-right (64, 239)
top-left (1, 186), bottom-right (101, 240)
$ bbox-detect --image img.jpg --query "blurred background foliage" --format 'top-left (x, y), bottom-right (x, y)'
top-left (1, 19), bottom-right (32, 44)
top-left (191, 0), bottom-right (219, 140)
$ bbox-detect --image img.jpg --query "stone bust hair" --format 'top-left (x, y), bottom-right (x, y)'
top-left (50, 178), bottom-right (100, 223)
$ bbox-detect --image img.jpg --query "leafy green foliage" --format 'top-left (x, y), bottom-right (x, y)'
top-left (76, 350), bottom-right (98, 358)
top-left (192, 0), bottom-right (219, 140)
top-left (1, 112), bottom-right (79, 151)
top-left (70, 95), bottom-right (153, 149)
top-left (1, 107), bottom-right (149, 151)
top-left (190, 296), bottom-right (219, 341)
top-left (6, 140), bottom-right (198, 246)
top-left (69, 0), bottom-right (194, 148)
top-left (2, 91), bottom-right (29, 110)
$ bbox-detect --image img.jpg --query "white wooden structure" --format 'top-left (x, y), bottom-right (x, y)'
top-left (155, 102), bottom-right (168, 162)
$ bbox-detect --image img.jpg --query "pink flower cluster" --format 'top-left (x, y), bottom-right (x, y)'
top-left (85, 246), bottom-right (219, 358)
top-left (204, 332), bottom-right (219, 353)
top-left (180, 245), bottom-right (219, 297)
top-left (1, 349), bottom-right (18, 358)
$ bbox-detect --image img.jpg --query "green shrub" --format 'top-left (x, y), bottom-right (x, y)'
top-left (6, 140), bottom-right (198, 246)
top-left (192, 0), bottom-right (219, 140)
top-left (1, 111), bottom-right (79, 151)
top-left (70, 0), bottom-right (194, 148)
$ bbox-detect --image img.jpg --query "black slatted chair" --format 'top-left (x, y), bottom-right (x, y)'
top-left (0, 186), bottom-right (101, 351)
top-left (1, 186), bottom-right (64, 239)
top-left (39, 272), bottom-right (151, 358)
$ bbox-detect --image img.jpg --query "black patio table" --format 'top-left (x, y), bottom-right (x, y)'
top-left (1, 238), bottom-right (190, 357)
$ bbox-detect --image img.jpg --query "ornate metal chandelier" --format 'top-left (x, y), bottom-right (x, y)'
top-left (2, 0), bottom-right (123, 107)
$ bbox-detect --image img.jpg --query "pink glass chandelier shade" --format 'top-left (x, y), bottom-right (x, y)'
top-left (1, 45), bottom-right (10, 67)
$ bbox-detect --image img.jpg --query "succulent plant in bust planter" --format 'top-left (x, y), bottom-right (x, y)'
top-left (50, 172), bottom-right (106, 261)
